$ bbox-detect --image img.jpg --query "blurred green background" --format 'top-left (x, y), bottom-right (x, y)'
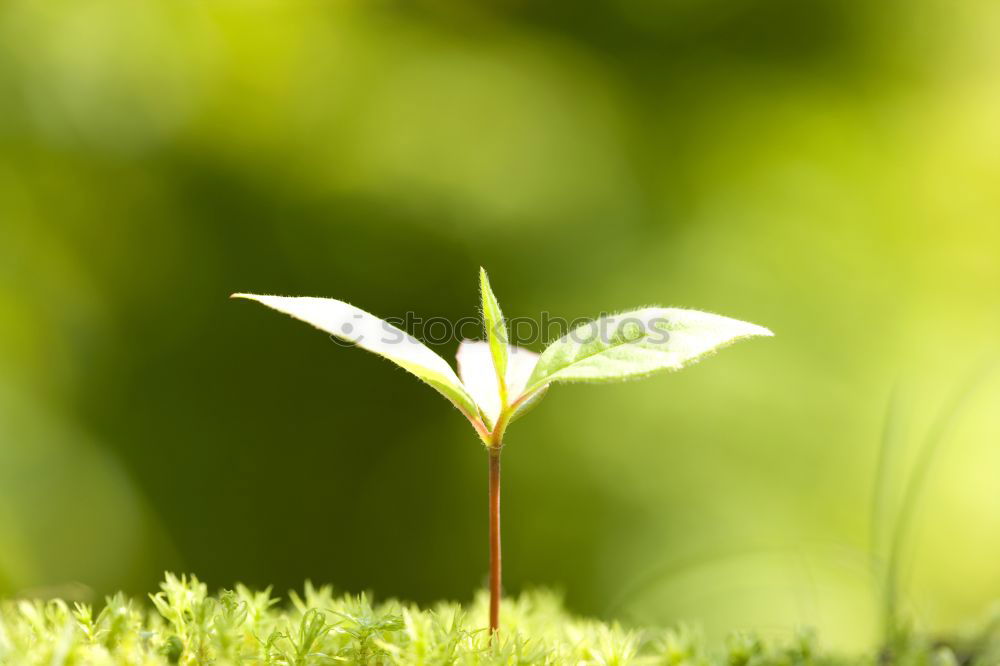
top-left (2, 0), bottom-right (999, 651)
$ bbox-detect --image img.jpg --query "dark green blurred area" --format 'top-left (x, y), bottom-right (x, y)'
top-left (2, 0), bottom-right (999, 650)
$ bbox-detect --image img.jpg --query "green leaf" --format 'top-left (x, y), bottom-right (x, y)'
top-left (524, 308), bottom-right (772, 393)
top-left (479, 268), bottom-right (509, 400)
top-left (232, 293), bottom-right (480, 419)
top-left (456, 340), bottom-right (540, 427)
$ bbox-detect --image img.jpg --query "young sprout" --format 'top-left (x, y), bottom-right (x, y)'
top-left (233, 269), bottom-right (772, 634)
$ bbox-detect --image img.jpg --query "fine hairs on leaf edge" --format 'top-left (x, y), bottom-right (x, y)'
top-left (523, 305), bottom-right (773, 394)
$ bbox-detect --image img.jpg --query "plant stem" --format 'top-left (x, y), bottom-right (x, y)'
top-left (488, 445), bottom-right (502, 635)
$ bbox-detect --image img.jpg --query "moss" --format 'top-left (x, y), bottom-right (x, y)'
top-left (0, 573), bottom-right (998, 665)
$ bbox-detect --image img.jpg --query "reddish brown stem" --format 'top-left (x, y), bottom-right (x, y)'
top-left (488, 446), bottom-right (502, 634)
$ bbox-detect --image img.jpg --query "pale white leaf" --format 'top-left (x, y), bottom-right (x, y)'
top-left (233, 293), bottom-right (480, 419)
top-left (456, 340), bottom-right (540, 427)
top-left (525, 307), bottom-right (772, 393)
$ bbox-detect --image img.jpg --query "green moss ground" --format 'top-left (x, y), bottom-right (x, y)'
top-left (1, 574), bottom-right (998, 665)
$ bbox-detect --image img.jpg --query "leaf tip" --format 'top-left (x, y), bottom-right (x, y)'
top-left (231, 292), bottom-right (270, 304)
top-left (732, 320), bottom-right (773, 339)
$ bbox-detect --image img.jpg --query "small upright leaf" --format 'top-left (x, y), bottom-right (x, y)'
top-left (524, 308), bottom-right (772, 394)
top-left (479, 268), bottom-right (509, 401)
top-left (232, 293), bottom-right (480, 420)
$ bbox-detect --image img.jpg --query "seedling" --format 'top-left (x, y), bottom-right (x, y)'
top-left (233, 269), bottom-right (772, 634)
